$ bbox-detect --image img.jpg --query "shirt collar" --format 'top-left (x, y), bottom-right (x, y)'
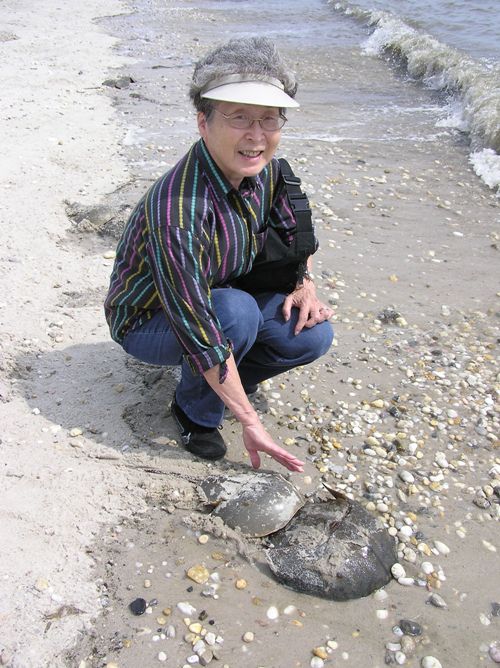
top-left (196, 139), bottom-right (261, 201)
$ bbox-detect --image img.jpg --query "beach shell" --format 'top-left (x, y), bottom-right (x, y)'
top-left (199, 472), bottom-right (305, 538)
top-left (265, 486), bottom-right (397, 600)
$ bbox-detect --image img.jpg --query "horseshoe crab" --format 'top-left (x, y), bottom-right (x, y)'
top-left (199, 472), bottom-right (396, 600)
top-left (199, 471), bottom-right (305, 538)
top-left (265, 486), bottom-right (397, 600)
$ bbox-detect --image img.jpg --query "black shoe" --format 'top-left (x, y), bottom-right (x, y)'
top-left (170, 397), bottom-right (226, 461)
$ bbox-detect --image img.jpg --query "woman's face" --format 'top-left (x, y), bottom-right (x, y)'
top-left (197, 102), bottom-right (282, 190)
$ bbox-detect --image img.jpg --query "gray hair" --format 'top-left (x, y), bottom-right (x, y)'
top-left (189, 37), bottom-right (298, 114)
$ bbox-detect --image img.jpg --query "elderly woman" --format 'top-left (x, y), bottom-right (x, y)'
top-left (104, 37), bottom-right (334, 472)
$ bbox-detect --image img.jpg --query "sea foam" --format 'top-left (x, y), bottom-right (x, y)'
top-left (469, 149), bottom-right (500, 194)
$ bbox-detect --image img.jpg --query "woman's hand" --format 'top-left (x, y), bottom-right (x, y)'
top-left (282, 279), bottom-right (334, 335)
top-left (204, 355), bottom-right (304, 473)
top-left (242, 421), bottom-right (304, 472)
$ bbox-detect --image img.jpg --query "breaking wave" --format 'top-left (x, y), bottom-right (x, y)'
top-left (330, 0), bottom-right (500, 192)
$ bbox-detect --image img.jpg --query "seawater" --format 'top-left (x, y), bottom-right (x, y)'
top-left (329, 0), bottom-right (500, 191)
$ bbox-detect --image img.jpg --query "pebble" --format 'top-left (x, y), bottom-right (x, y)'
top-left (395, 651), bottom-right (407, 665)
top-left (310, 658), bottom-right (324, 668)
top-left (400, 636), bottom-right (417, 656)
top-left (198, 535), bottom-right (209, 545)
top-left (35, 577), bottom-right (49, 592)
top-left (129, 598), bottom-right (147, 615)
top-left (399, 619), bottom-right (422, 636)
top-left (189, 622), bottom-right (203, 635)
top-left (235, 579), bottom-right (247, 590)
top-left (482, 540), bottom-right (497, 552)
top-left (428, 593), bottom-right (447, 608)
top-left (421, 657), bottom-right (442, 668)
top-left (177, 602), bottom-right (196, 616)
top-left (386, 642), bottom-right (401, 652)
top-left (399, 470), bottom-right (415, 484)
top-left (199, 650), bottom-right (214, 667)
top-left (376, 609), bottom-right (389, 620)
top-left (421, 561), bottom-right (434, 575)
top-left (313, 647), bottom-right (328, 660)
top-left (489, 642), bottom-right (500, 663)
top-left (391, 563), bottom-right (406, 579)
top-left (435, 452), bottom-right (449, 468)
top-left (266, 605), bottom-right (279, 620)
top-left (187, 565), bottom-right (210, 584)
top-left (242, 631), bottom-right (254, 643)
top-left (433, 541), bottom-right (450, 555)
top-left (399, 526), bottom-right (413, 539)
top-left (157, 652), bottom-right (167, 662)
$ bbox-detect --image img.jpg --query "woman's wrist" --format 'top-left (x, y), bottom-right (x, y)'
top-left (238, 409), bottom-right (261, 428)
top-left (298, 269), bottom-right (314, 284)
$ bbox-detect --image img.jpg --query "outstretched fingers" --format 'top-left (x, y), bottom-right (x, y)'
top-left (243, 424), bottom-right (304, 472)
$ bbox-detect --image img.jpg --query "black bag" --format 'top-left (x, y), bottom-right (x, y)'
top-left (234, 158), bottom-right (317, 294)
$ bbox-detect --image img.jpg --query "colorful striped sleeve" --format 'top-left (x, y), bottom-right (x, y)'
top-left (142, 154), bottom-right (231, 376)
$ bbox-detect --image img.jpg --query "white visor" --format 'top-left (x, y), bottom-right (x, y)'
top-left (200, 74), bottom-right (299, 108)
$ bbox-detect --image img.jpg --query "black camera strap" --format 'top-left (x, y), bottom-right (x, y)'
top-left (278, 158), bottom-right (316, 282)
top-left (278, 158), bottom-right (315, 256)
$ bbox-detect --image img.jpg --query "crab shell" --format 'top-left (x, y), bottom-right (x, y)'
top-left (265, 493), bottom-right (397, 600)
top-left (199, 472), bottom-right (305, 538)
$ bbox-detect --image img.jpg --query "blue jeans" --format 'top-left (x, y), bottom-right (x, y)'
top-left (122, 288), bottom-right (334, 428)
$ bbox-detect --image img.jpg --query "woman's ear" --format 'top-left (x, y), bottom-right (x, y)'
top-left (197, 111), bottom-right (208, 138)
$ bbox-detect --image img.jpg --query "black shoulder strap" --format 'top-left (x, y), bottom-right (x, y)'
top-left (278, 157), bottom-right (316, 257)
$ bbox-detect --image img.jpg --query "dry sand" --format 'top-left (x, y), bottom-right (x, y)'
top-left (0, 1), bottom-right (499, 668)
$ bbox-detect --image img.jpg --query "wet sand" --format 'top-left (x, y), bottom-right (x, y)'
top-left (0, 1), bottom-right (498, 667)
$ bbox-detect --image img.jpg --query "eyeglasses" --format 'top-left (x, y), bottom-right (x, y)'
top-left (211, 108), bottom-right (287, 131)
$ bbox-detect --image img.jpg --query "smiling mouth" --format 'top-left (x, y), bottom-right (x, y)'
top-left (239, 150), bottom-right (263, 158)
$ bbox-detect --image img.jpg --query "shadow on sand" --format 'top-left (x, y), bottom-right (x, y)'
top-left (13, 340), bottom-right (185, 458)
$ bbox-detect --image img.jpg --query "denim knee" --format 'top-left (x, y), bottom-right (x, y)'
top-left (292, 320), bottom-right (334, 363)
top-left (212, 288), bottom-right (262, 354)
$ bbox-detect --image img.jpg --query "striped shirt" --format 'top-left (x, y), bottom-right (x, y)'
top-left (104, 138), bottom-right (296, 376)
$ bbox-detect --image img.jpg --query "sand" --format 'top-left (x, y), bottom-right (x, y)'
top-left (0, 1), bottom-right (498, 667)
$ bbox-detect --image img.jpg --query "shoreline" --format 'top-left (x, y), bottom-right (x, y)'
top-left (0, 1), bottom-right (498, 667)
